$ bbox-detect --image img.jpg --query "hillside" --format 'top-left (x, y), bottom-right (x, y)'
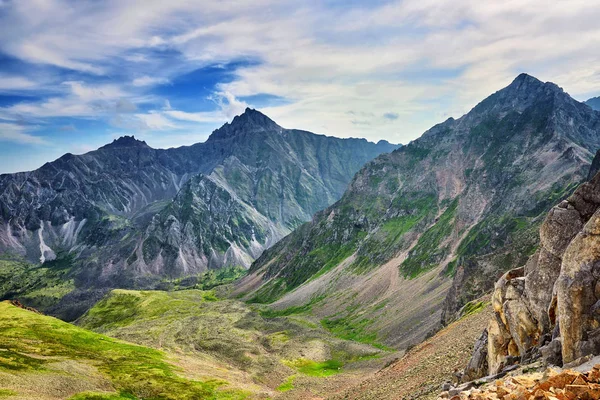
top-left (0, 109), bottom-right (396, 317)
top-left (0, 300), bottom-right (249, 400)
top-left (76, 289), bottom-right (390, 399)
top-left (333, 300), bottom-right (492, 400)
top-left (234, 74), bottom-right (600, 350)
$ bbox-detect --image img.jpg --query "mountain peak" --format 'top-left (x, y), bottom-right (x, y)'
top-left (208, 108), bottom-right (283, 141)
top-left (101, 135), bottom-right (150, 149)
top-left (511, 72), bottom-right (542, 85)
top-left (464, 73), bottom-right (567, 121)
top-left (505, 73), bottom-right (562, 95)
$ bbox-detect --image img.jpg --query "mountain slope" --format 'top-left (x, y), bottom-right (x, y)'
top-left (0, 110), bottom-right (396, 307)
top-left (234, 74), bottom-right (600, 349)
top-left (586, 96), bottom-right (600, 111)
top-left (0, 300), bottom-right (249, 400)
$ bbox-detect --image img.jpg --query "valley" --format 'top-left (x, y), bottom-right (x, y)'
top-left (0, 288), bottom-right (491, 399)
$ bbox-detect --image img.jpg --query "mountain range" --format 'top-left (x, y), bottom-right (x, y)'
top-left (0, 110), bottom-right (397, 315)
top-left (234, 73), bottom-right (600, 349)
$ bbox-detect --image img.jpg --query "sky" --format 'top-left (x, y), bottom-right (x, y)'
top-left (0, 1), bottom-right (600, 173)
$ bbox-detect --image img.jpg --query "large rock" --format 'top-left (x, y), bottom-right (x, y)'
top-left (463, 329), bottom-right (489, 382)
top-left (555, 208), bottom-right (600, 363)
top-left (467, 167), bottom-right (600, 378)
top-left (487, 267), bottom-right (538, 374)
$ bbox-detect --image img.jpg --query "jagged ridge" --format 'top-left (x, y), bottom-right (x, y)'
top-left (0, 109), bottom-right (398, 318)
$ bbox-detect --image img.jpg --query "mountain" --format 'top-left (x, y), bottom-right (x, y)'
top-left (234, 74), bottom-right (600, 349)
top-left (586, 96), bottom-right (600, 111)
top-left (0, 109), bottom-right (397, 314)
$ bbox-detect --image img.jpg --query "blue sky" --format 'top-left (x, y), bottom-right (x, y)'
top-left (0, 0), bottom-right (600, 173)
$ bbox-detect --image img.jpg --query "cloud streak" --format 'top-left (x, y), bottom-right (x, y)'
top-left (0, 123), bottom-right (47, 145)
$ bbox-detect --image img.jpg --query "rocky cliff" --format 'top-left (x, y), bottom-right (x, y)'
top-left (0, 109), bottom-right (396, 307)
top-left (235, 74), bottom-right (600, 349)
top-left (464, 158), bottom-right (600, 381)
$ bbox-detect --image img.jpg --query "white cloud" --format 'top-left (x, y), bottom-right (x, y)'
top-left (135, 111), bottom-right (178, 130)
top-left (132, 76), bottom-right (169, 87)
top-left (165, 110), bottom-right (220, 123)
top-left (0, 76), bottom-right (37, 91)
top-left (0, 123), bottom-right (48, 145)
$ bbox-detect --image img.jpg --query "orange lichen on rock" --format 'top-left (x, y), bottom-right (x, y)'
top-left (439, 365), bottom-right (600, 400)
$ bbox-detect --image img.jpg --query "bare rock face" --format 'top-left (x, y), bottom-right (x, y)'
top-left (555, 208), bottom-right (600, 363)
top-left (466, 166), bottom-right (600, 379)
top-left (462, 328), bottom-right (489, 382)
top-left (488, 267), bottom-right (538, 374)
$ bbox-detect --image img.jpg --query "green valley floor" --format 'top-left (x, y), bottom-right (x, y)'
top-left (0, 290), bottom-right (490, 399)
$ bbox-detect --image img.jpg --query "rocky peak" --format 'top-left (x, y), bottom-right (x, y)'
top-left (208, 108), bottom-right (283, 140)
top-left (101, 135), bottom-right (150, 149)
top-left (467, 73), bottom-right (566, 120)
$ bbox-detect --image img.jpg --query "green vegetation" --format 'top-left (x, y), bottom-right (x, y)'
top-left (456, 214), bottom-right (536, 261)
top-left (0, 301), bottom-right (248, 400)
top-left (460, 300), bottom-right (487, 319)
top-left (246, 277), bottom-right (288, 304)
top-left (0, 390), bottom-right (16, 398)
top-left (78, 288), bottom-right (378, 393)
top-left (0, 257), bottom-right (75, 310)
top-left (283, 358), bottom-right (344, 377)
top-left (276, 376), bottom-right (296, 392)
top-left (159, 266), bottom-right (247, 291)
top-left (351, 194), bottom-right (437, 274)
top-left (69, 392), bottom-right (137, 400)
top-left (321, 314), bottom-right (389, 350)
top-left (444, 258), bottom-right (458, 277)
top-left (258, 295), bottom-right (325, 318)
top-left (79, 289), bottom-right (220, 331)
top-left (401, 198), bottom-right (458, 278)
top-left (307, 244), bottom-right (356, 280)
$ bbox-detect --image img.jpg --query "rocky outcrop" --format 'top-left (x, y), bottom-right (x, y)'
top-left (467, 165), bottom-right (600, 379)
top-left (463, 328), bottom-right (489, 382)
top-left (441, 363), bottom-right (600, 400)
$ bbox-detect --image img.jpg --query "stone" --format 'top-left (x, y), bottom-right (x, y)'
top-left (540, 338), bottom-right (563, 367)
top-left (556, 209), bottom-right (600, 364)
top-left (463, 329), bottom-right (489, 382)
top-left (471, 170), bottom-right (600, 376)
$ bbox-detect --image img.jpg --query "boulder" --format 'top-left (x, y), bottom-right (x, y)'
top-left (555, 209), bottom-right (600, 363)
top-left (467, 170), bottom-right (600, 378)
top-left (462, 329), bottom-right (489, 382)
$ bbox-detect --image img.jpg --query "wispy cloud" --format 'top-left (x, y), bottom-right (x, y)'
top-left (132, 76), bottom-right (169, 87)
top-left (0, 123), bottom-right (47, 145)
top-left (0, 75), bottom-right (37, 91)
